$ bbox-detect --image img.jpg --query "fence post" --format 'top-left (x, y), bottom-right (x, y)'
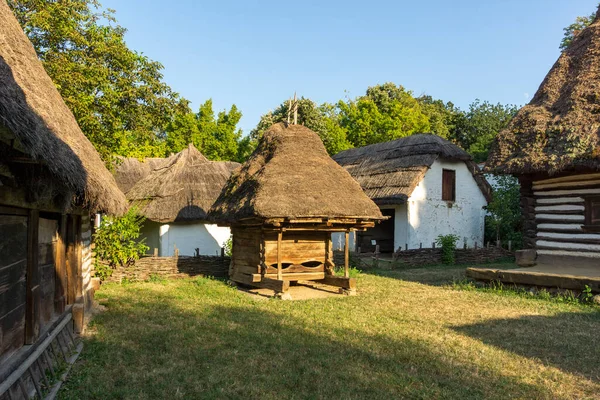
top-left (432, 242), bottom-right (436, 249)
top-left (419, 243), bottom-right (422, 249)
top-left (474, 242), bottom-right (478, 250)
top-left (375, 244), bottom-right (380, 259)
top-left (508, 240), bottom-right (512, 252)
top-left (405, 243), bottom-right (408, 251)
top-left (174, 245), bottom-right (179, 258)
top-left (463, 237), bottom-right (467, 250)
top-left (153, 248), bottom-right (158, 257)
top-left (496, 240), bottom-right (501, 248)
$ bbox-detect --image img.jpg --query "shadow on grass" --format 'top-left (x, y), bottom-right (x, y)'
top-left (361, 261), bottom-right (519, 287)
top-left (454, 312), bottom-right (600, 382)
top-left (60, 282), bottom-right (553, 399)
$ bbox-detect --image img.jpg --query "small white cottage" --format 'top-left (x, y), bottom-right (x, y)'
top-left (115, 144), bottom-right (240, 256)
top-left (332, 134), bottom-right (492, 253)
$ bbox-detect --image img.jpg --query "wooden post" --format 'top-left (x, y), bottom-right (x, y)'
top-left (277, 230), bottom-right (283, 281)
top-left (432, 242), bottom-right (436, 249)
top-left (496, 240), bottom-right (501, 248)
top-left (153, 248), bottom-right (158, 257)
top-left (474, 242), bottom-right (478, 250)
top-left (357, 246), bottom-right (361, 254)
top-left (419, 243), bottom-right (422, 249)
top-left (405, 243), bottom-right (408, 251)
top-left (25, 209), bottom-right (40, 344)
top-left (508, 240), bottom-right (512, 252)
top-left (54, 214), bottom-right (67, 314)
top-left (463, 237), bottom-right (467, 250)
top-left (344, 230), bottom-right (350, 278)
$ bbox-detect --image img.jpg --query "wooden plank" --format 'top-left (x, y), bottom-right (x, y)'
top-left (54, 215), bottom-right (67, 314)
top-left (254, 277), bottom-right (290, 292)
top-left (344, 230), bottom-right (350, 278)
top-left (0, 205), bottom-right (28, 216)
top-left (277, 231), bottom-right (282, 281)
top-left (261, 272), bottom-right (326, 281)
top-left (466, 267), bottom-right (600, 291)
top-left (25, 209), bottom-right (40, 344)
top-left (317, 276), bottom-right (356, 289)
top-left (533, 172), bottom-right (600, 185)
top-left (265, 264), bottom-right (324, 274)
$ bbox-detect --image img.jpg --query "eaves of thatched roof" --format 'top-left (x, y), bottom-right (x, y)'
top-left (0, 1), bottom-right (127, 214)
top-left (333, 134), bottom-right (492, 204)
top-left (209, 123), bottom-right (384, 223)
top-left (486, 6), bottom-right (600, 175)
top-left (126, 144), bottom-right (240, 223)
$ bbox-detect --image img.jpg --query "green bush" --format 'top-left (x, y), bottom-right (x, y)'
top-left (223, 235), bottom-right (233, 257)
top-left (485, 175), bottom-right (523, 249)
top-left (94, 207), bottom-right (149, 279)
top-left (436, 234), bottom-right (460, 265)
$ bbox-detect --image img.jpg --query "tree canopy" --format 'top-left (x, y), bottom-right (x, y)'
top-left (560, 12), bottom-right (595, 51)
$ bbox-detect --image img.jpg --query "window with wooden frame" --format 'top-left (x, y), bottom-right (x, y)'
top-left (442, 169), bottom-right (456, 202)
top-left (583, 195), bottom-right (600, 232)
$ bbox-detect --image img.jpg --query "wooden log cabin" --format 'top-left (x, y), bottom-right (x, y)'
top-left (486, 6), bottom-right (600, 268)
top-left (209, 122), bottom-right (384, 293)
top-left (0, 1), bottom-right (127, 396)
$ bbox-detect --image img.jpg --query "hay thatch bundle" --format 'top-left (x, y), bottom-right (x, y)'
top-left (333, 134), bottom-right (491, 204)
top-left (209, 123), bottom-right (383, 223)
top-left (114, 157), bottom-right (167, 194)
top-left (0, 1), bottom-right (126, 214)
top-left (486, 7), bottom-right (600, 175)
top-left (127, 144), bottom-right (240, 223)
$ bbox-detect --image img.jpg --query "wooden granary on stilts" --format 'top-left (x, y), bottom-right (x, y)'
top-left (209, 122), bottom-right (384, 294)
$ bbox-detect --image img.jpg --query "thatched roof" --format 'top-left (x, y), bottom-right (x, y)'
top-left (486, 7), bottom-right (600, 175)
top-left (126, 144), bottom-right (240, 223)
top-left (334, 134), bottom-right (492, 204)
top-left (209, 123), bottom-right (384, 223)
top-left (0, 1), bottom-right (126, 214)
top-left (114, 157), bottom-right (167, 194)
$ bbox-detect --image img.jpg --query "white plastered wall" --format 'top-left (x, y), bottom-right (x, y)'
top-left (158, 223), bottom-right (231, 256)
top-left (405, 159), bottom-right (487, 249)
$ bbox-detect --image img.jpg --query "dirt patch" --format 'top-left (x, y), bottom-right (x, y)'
top-left (237, 280), bottom-right (352, 300)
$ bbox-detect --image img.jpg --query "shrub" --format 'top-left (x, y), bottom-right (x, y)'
top-left (223, 235), bottom-right (233, 257)
top-left (94, 207), bottom-right (149, 279)
top-left (436, 234), bottom-right (460, 265)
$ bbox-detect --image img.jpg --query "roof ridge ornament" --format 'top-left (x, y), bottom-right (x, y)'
top-left (286, 92), bottom-right (298, 125)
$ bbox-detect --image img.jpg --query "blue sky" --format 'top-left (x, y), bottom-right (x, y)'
top-left (101, 0), bottom-right (597, 134)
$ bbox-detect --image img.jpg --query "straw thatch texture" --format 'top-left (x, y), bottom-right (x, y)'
top-left (114, 157), bottom-right (166, 194)
top-left (486, 7), bottom-right (600, 175)
top-left (209, 123), bottom-right (384, 223)
top-left (333, 134), bottom-right (490, 204)
top-left (0, 1), bottom-right (126, 214)
top-left (126, 144), bottom-right (240, 223)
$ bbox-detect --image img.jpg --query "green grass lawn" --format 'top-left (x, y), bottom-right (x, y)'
top-left (59, 265), bottom-right (600, 399)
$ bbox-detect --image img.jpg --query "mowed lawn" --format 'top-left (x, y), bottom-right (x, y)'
top-left (59, 265), bottom-right (600, 399)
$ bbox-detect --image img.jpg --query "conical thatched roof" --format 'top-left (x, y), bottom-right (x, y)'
top-left (0, 1), bottom-right (126, 214)
top-left (486, 7), bottom-right (600, 175)
top-left (126, 144), bottom-right (240, 223)
top-left (114, 157), bottom-right (167, 194)
top-left (334, 134), bottom-right (491, 204)
top-left (209, 123), bottom-right (384, 223)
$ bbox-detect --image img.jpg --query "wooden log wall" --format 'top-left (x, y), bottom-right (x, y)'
top-left (263, 231), bottom-right (327, 268)
top-left (532, 173), bottom-right (600, 259)
top-left (230, 228), bottom-right (261, 280)
top-left (0, 214), bottom-right (28, 365)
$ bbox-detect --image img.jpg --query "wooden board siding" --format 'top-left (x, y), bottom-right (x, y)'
top-left (0, 215), bottom-right (28, 364)
top-left (230, 227), bottom-right (261, 280)
top-left (533, 173), bottom-right (600, 259)
top-left (263, 231), bottom-right (327, 267)
top-left (38, 218), bottom-right (58, 328)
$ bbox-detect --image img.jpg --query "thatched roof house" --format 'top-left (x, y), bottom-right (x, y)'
top-left (0, 1), bottom-right (124, 389)
top-left (482, 6), bottom-right (600, 271)
top-left (0, 0), bottom-right (126, 215)
top-left (210, 123), bottom-right (383, 223)
top-left (127, 144), bottom-right (240, 223)
top-left (210, 122), bottom-right (383, 294)
top-left (332, 134), bottom-right (491, 253)
top-left (486, 9), bottom-right (600, 175)
top-left (114, 157), bottom-right (167, 194)
top-left (333, 134), bottom-right (491, 205)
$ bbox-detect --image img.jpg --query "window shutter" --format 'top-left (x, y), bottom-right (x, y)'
top-left (442, 169), bottom-right (456, 202)
top-left (585, 196), bottom-right (600, 228)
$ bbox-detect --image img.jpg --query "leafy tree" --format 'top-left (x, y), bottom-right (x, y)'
top-left (560, 12), bottom-right (596, 51)
top-left (417, 95), bottom-right (459, 139)
top-left (450, 100), bottom-right (517, 163)
top-left (250, 97), bottom-right (351, 155)
top-left (8, 0), bottom-right (187, 162)
top-left (165, 100), bottom-right (243, 161)
top-left (338, 83), bottom-right (430, 147)
top-left (485, 175), bottom-right (522, 248)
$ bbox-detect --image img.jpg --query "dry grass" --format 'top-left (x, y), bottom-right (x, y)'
top-left (60, 265), bottom-right (600, 399)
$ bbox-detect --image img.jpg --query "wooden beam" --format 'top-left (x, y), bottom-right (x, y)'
top-left (25, 209), bottom-right (40, 344)
top-left (317, 276), bottom-right (356, 289)
top-left (344, 230), bottom-right (350, 278)
top-left (54, 214), bottom-right (67, 314)
top-left (260, 272), bottom-right (326, 281)
top-left (255, 277), bottom-right (290, 293)
top-left (277, 230), bottom-right (283, 280)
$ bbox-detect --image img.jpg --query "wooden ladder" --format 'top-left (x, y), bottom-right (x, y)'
top-left (0, 313), bottom-right (82, 400)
